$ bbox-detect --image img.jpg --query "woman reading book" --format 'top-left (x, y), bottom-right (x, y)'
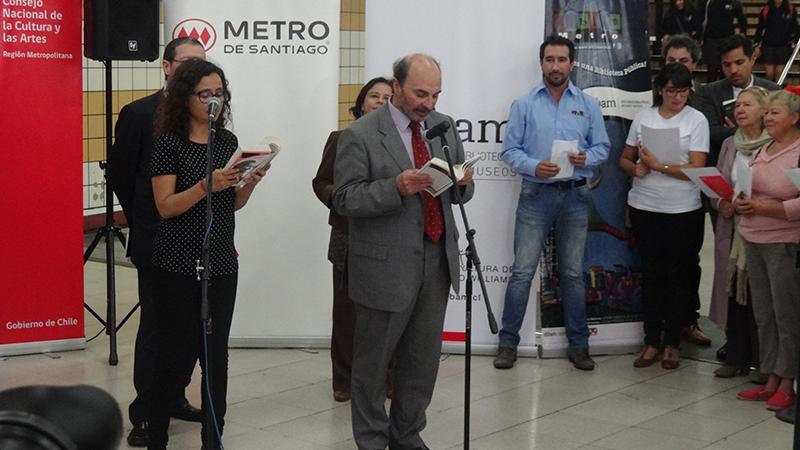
top-left (147, 59), bottom-right (268, 449)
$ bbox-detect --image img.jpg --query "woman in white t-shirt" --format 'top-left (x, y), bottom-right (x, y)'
top-left (620, 62), bottom-right (710, 370)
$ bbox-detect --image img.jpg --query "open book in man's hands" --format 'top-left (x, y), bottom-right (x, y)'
top-left (224, 136), bottom-right (281, 187)
top-left (416, 154), bottom-right (481, 197)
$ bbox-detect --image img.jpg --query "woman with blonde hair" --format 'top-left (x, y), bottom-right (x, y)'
top-left (735, 89), bottom-right (800, 412)
top-left (710, 86), bottom-right (771, 378)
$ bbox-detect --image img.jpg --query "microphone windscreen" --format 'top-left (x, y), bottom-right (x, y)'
top-left (208, 97), bottom-right (221, 117)
top-left (425, 120), bottom-right (450, 140)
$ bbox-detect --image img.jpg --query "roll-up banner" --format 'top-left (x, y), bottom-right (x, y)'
top-left (0, 0), bottom-right (85, 356)
top-left (366, 0), bottom-right (546, 355)
top-left (165, 1), bottom-right (339, 346)
top-left (538, 0), bottom-right (651, 355)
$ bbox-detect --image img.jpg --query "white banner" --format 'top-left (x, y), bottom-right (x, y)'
top-left (366, 0), bottom-right (545, 355)
top-left (166, 0), bottom-right (340, 346)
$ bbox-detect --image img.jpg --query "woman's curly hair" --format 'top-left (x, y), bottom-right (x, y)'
top-left (155, 58), bottom-right (232, 139)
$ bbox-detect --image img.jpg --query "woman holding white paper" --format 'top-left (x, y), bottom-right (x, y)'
top-left (710, 86), bottom-right (771, 379)
top-left (619, 63), bottom-right (709, 370)
top-left (734, 90), bottom-right (800, 412)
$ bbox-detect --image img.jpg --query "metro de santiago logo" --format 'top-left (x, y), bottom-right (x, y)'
top-left (172, 18), bottom-right (217, 51)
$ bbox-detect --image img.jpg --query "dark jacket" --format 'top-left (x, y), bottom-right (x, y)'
top-left (694, 76), bottom-right (781, 166)
top-left (107, 91), bottom-right (162, 268)
top-left (661, 7), bottom-right (699, 39)
top-left (312, 130), bottom-right (348, 232)
top-left (698, 0), bottom-right (747, 39)
top-left (754, 3), bottom-right (799, 47)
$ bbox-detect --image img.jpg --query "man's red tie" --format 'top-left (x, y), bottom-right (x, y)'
top-left (409, 121), bottom-right (443, 242)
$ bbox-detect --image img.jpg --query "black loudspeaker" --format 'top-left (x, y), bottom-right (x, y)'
top-left (84, 0), bottom-right (160, 61)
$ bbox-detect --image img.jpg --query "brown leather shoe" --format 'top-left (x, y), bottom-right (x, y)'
top-left (333, 391), bottom-right (350, 402)
top-left (661, 346), bottom-right (680, 370)
top-left (683, 324), bottom-right (711, 346)
top-left (633, 346), bottom-right (659, 368)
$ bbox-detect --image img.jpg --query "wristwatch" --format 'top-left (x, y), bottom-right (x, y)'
top-left (663, 164), bottom-right (670, 173)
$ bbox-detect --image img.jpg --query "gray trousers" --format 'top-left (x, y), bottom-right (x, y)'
top-left (744, 241), bottom-right (800, 379)
top-left (351, 239), bottom-right (450, 450)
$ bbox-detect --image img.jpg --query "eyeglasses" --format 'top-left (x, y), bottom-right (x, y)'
top-left (663, 87), bottom-right (691, 98)
top-left (666, 57), bottom-right (693, 65)
top-left (192, 89), bottom-right (228, 104)
top-left (168, 57), bottom-right (197, 63)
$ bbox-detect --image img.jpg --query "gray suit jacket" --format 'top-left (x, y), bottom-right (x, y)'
top-left (694, 76), bottom-right (781, 165)
top-left (332, 104), bottom-right (474, 312)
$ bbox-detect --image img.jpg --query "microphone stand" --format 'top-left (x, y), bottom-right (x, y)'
top-left (434, 129), bottom-right (498, 450)
top-left (198, 107), bottom-right (217, 449)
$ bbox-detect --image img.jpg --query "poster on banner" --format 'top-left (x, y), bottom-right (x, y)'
top-left (539, 0), bottom-right (651, 354)
top-left (165, 1), bottom-right (339, 346)
top-left (366, 0), bottom-right (546, 355)
top-left (0, 0), bottom-right (84, 355)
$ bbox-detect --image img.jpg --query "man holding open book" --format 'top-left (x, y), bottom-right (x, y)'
top-left (333, 53), bottom-right (473, 450)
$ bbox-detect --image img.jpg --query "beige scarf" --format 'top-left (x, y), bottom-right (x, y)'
top-left (727, 128), bottom-right (770, 305)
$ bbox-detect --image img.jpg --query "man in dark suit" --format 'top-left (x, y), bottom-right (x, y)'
top-left (333, 53), bottom-right (474, 450)
top-left (107, 37), bottom-right (205, 447)
top-left (695, 34), bottom-right (781, 169)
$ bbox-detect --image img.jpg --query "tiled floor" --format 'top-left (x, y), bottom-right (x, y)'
top-left (0, 261), bottom-right (795, 450)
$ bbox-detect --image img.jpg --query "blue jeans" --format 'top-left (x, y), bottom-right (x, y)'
top-left (499, 180), bottom-right (590, 349)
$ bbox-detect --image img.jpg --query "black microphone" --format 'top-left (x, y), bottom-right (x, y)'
top-left (425, 120), bottom-right (450, 140)
top-left (207, 97), bottom-right (221, 120)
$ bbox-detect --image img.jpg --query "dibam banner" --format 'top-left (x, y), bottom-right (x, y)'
top-left (539, 0), bottom-right (651, 354)
top-left (0, 0), bottom-right (84, 355)
top-left (166, 1), bottom-right (339, 346)
top-left (366, 0), bottom-right (546, 355)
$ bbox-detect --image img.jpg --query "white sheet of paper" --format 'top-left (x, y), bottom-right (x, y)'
top-left (680, 167), bottom-right (732, 200)
top-left (783, 168), bottom-right (800, 190)
top-left (734, 157), bottom-right (752, 197)
top-left (549, 140), bottom-right (576, 179)
top-left (641, 125), bottom-right (681, 165)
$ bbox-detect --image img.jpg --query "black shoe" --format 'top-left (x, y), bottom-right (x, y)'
top-left (170, 401), bottom-right (203, 422)
top-left (749, 369), bottom-right (769, 385)
top-left (567, 347), bottom-right (596, 371)
top-left (126, 421), bottom-right (148, 447)
top-left (493, 347), bottom-right (517, 369)
top-left (776, 403), bottom-right (796, 424)
top-left (713, 364), bottom-right (749, 378)
top-left (715, 343), bottom-right (727, 361)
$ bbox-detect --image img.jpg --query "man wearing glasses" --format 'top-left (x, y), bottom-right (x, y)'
top-left (108, 37), bottom-right (206, 447)
top-left (663, 34), bottom-right (703, 98)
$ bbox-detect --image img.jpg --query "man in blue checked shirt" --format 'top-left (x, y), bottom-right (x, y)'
top-left (494, 35), bottom-right (610, 371)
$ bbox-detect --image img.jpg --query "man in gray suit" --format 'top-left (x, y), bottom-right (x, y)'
top-left (333, 53), bottom-right (474, 450)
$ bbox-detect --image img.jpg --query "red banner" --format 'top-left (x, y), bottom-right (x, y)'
top-left (0, 0), bottom-right (84, 351)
